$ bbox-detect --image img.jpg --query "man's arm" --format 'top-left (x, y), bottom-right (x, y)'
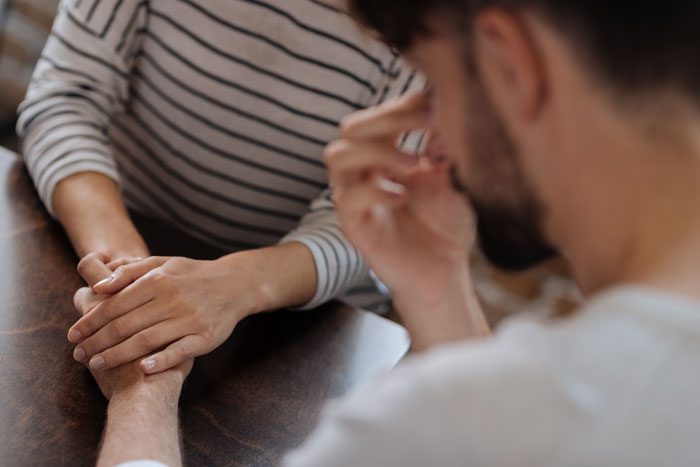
top-left (392, 267), bottom-right (490, 352)
top-left (98, 372), bottom-right (184, 467)
top-left (54, 172), bottom-right (149, 260)
top-left (76, 256), bottom-right (187, 467)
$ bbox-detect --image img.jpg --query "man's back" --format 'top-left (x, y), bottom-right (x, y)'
top-left (286, 287), bottom-right (700, 466)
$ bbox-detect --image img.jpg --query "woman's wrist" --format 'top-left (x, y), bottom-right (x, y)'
top-left (72, 220), bottom-right (149, 261)
top-left (54, 172), bottom-right (149, 260)
top-left (214, 244), bottom-right (318, 316)
top-left (211, 253), bottom-right (265, 319)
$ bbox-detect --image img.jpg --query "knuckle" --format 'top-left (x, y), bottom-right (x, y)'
top-left (113, 265), bottom-right (129, 280)
top-left (176, 340), bottom-right (191, 359)
top-left (110, 318), bottom-right (130, 340)
top-left (199, 326), bottom-right (214, 343)
top-left (324, 141), bottom-right (347, 166)
top-left (79, 340), bottom-right (94, 358)
top-left (74, 318), bottom-right (93, 339)
top-left (100, 301), bottom-right (119, 321)
top-left (77, 252), bottom-right (102, 273)
top-left (76, 258), bottom-right (91, 276)
top-left (139, 328), bottom-right (157, 349)
top-left (339, 113), bottom-right (360, 138)
top-left (100, 349), bottom-right (119, 368)
top-left (166, 257), bottom-right (189, 275)
top-left (147, 269), bottom-right (166, 285)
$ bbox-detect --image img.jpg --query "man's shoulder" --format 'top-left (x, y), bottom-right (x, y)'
top-left (290, 287), bottom-right (700, 467)
top-left (306, 324), bottom-right (581, 466)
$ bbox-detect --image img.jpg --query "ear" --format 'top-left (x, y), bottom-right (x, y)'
top-left (472, 9), bottom-right (547, 124)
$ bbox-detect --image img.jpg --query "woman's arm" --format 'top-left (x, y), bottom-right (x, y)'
top-left (54, 172), bottom-right (149, 259)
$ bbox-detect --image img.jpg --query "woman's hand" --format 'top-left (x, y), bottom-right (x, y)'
top-left (68, 256), bottom-right (256, 375)
top-left (71, 254), bottom-right (193, 400)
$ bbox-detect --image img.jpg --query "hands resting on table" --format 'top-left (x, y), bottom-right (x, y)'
top-left (70, 254), bottom-right (248, 376)
top-left (70, 253), bottom-right (195, 399)
top-left (66, 93), bottom-right (491, 401)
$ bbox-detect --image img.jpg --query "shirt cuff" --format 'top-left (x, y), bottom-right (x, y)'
top-left (280, 235), bottom-right (339, 310)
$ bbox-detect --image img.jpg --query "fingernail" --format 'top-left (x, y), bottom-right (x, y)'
top-left (376, 178), bottom-right (406, 196)
top-left (94, 275), bottom-right (115, 288)
top-left (89, 355), bottom-right (105, 370)
top-left (73, 347), bottom-right (86, 362)
top-left (68, 329), bottom-right (82, 343)
top-left (141, 358), bottom-right (157, 373)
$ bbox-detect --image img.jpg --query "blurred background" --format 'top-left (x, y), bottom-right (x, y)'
top-left (0, 0), bottom-right (58, 151)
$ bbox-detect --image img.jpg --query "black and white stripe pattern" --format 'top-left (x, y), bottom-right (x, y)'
top-left (17, 0), bottom-right (421, 310)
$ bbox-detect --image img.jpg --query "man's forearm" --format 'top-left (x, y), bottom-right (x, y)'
top-left (53, 172), bottom-right (149, 259)
top-left (393, 268), bottom-right (491, 352)
top-left (217, 242), bottom-right (318, 315)
top-left (98, 376), bottom-right (183, 467)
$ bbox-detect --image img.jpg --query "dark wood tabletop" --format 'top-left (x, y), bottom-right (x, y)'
top-left (0, 149), bottom-right (410, 467)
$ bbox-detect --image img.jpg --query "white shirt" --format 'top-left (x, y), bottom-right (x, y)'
top-left (285, 287), bottom-right (700, 466)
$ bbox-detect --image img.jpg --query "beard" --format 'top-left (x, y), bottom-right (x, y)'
top-left (450, 79), bottom-right (558, 272)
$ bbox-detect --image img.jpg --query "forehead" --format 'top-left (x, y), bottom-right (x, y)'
top-left (404, 36), bottom-right (470, 88)
top-left (404, 35), bottom-right (455, 68)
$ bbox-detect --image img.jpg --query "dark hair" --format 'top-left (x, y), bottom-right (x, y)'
top-left (349, 0), bottom-right (700, 100)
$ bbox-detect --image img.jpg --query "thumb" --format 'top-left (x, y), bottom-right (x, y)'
top-left (93, 256), bottom-right (168, 294)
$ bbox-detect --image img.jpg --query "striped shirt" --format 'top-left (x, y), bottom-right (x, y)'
top-left (17, 0), bottom-right (421, 310)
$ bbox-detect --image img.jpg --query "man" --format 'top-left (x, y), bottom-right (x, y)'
top-left (17, 0), bottom-right (419, 374)
top-left (83, 0), bottom-right (700, 465)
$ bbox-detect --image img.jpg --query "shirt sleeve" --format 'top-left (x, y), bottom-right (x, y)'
top-left (374, 58), bottom-right (425, 101)
top-left (280, 59), bottom-right (424, 310)
top-left (15, 0), bottom-right (148, 216)
top-left (373, 54), bottom-right (426, 153)
top-left (280, 189), bottom-right (370, 310)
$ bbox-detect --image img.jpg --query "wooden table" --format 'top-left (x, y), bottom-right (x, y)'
top-left (0, 149), bottom-right (410, 466)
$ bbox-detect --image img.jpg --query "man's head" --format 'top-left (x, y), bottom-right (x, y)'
top-left (349, 0), bottom-right (700, 285)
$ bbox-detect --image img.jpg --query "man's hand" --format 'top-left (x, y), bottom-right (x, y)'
top-left (90, 353), bottom-right (193, 401)
top-left (68, 255), bottom-right (257, 375)
top-left (327, 92), bottom-right (475, 307)
top-left (73, 252), bottom-right (189, 467)
top-left (73, 252), bottom-right (143, 310)
top-left (325, 93), bottom-right (490, 348)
